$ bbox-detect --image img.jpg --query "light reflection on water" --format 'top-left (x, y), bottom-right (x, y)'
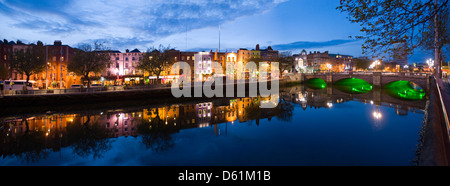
top-left (0, 85), bottom-right (427, 166)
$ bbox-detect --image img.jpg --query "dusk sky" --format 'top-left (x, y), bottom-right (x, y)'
top-left (0, 0), bottom-right (432, 62)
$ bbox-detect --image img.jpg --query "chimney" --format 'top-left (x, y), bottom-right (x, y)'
top-left (54, 40), bottom-right (62, 46)
top-left (126, 49), bottom-right (129, 53)
top-left (256, 44), bottom-right (260, 50)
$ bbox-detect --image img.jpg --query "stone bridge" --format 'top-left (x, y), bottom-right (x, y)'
top-left (284, 72), bottom-right (431, 91)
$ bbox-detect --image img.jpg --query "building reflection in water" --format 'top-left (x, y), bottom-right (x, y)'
top-left (0, 85), bottom-right (427, 162)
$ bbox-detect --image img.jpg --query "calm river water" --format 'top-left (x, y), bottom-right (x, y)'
top-left (0, 84), bottom-right (427, 166)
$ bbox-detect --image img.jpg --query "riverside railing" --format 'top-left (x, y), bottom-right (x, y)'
top-left (435, 76), bottom-right (450, 143)
top-left (0, 84), bottom-right (171, 97)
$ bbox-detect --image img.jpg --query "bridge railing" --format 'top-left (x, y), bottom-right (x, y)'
top-left (405, 73), bottom-right (429, 77)
top-left (435, 76), bottom-right (450, 144)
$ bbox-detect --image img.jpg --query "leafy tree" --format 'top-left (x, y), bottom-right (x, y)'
top-left (68, 42), bottom-right (110, 88)
top-left (137, 45), bottom-right (174, 84)
top-left (337, 0), bottom-right (449, 76)
top-left (9, 45), bottom-right (46, 84)
top-left (419, 4), bottom-right (450, 64)
top-left (353, 57), bottom-right (372, 70)
top-left (277, 51), bottom-right (295, 76)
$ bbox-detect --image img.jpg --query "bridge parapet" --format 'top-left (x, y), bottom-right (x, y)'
top-left (301, 72), bottom-right (430, 91)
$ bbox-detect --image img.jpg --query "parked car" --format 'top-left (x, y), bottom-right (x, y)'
top-left (4, 80), bottom-right (38, 90)
top-left (70, 84), bottom-right (85, 89)
top-left (90, 84), bottom-right (103, 88)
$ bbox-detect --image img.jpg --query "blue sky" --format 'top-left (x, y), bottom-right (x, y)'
top-left (0, 0), bottom-right (433, 62)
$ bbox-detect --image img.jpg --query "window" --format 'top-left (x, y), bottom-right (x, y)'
top-left (116, 57), bottom-right (119, 61)
top-left (125, 57), bottom-right (128, 61)
top-left (53, 56), bottom-right (56, 62)
top-left (132, 57), bottom-right (135, 61)
top-left (187, 56), bottom-right (190, 61)
top-left (116, 63), bottom-right (119, 68)
top-left (125, 63), bottom-right (129, 68)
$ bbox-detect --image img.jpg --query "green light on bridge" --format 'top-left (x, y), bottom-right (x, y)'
top-left (384, 81), bottom-right (426, 100)
top-left (305, 78), bottom-right (327, 89)
top-left (334, 78), bottom-right (373, 94)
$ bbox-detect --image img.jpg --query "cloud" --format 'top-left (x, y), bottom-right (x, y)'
top-left (272, 39), bottom-right (358, 51)
top-left (0, 0), bottom-right (288, 49)
top-left (81, 37), bottom-right (155, 51)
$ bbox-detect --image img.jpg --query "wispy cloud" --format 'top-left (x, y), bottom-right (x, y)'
top-left (0, 0), bottom-right (288, 49)
top-left (272, 39), bottom-right (358, 51)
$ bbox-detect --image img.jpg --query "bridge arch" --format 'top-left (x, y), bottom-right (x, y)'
top-left (381, 77), bottom-right (429, 92)
top-left (383, 80), bottom-right (426, 100)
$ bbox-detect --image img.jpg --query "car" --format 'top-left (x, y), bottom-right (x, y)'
top-left (70, 84), bottom-right (85, 89)
top-left (90, 84), bottom-right (103, 87)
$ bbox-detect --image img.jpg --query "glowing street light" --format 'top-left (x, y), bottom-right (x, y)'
top-left (326, 64), bottom-right (332, 73)
top-left (369, 60), bottom-right (381, 70)
top-left (427, 58), bottom-right (434, 69)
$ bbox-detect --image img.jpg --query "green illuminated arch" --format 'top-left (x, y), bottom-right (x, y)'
top-left (334, 78), bottom-right (373, 94)
top-left (305, 78), bottom-right (327, 89)
top-left (384, 81), bottom-right (426, 100)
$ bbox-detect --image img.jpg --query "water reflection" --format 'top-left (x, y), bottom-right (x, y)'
top-left (0, 84), bottom-right (427, 164)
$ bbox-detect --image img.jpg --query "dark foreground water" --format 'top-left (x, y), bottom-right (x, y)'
top-left (0, 85), bottom-right (427, 166)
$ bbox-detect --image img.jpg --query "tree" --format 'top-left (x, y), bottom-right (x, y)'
top-left (353, 57), bottom-right (371, 70)
top-left (278, 51), bottom-right (295, 77)
top-left (9, 45), bottom-right (46, 84)
top-left (419, 3), bottom-right (450, 65)
top-left (137, 45), bottom-right (174, 84)
top-left (67, 43), bottom-right (110, 88)
top-left (337, 0), bottom-right (449, 76)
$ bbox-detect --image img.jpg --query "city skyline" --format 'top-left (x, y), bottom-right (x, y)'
top-left (0, 0), bottom-right (436, 63)
top-left (0, 1), bottom-right (365, 56)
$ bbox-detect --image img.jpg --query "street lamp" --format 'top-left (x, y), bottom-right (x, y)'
top-left (427, 58), bottom-right (434, 68)
top-left (326, 64), bottom-right (332, 73)
top-left (403, 65), bottom-right (409, 72)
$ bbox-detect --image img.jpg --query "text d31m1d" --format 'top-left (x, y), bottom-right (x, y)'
top-left (178, 170), bottom-right (271, 183)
